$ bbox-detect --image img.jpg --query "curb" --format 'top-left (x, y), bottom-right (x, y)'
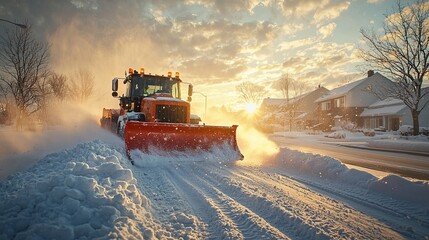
top-left (336, 144), bottom-right (429, 157)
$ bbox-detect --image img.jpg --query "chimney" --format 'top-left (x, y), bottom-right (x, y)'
top-left (367, 70), bottom-right (374, 77)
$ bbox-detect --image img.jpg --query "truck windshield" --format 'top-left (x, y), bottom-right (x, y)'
top-left (129, 76), bottom-right (180, 99)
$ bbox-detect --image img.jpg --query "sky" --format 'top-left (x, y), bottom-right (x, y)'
top-left (0, 0), bottom-right (421, 115)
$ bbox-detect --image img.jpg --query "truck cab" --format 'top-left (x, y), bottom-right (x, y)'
top-left (111, 68), bottom-right (193, 136)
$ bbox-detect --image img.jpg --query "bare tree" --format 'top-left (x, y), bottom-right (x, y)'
top-left (281, 80), bottom-right (310, 131)
top-left (236, 81), bottom-right (267, 105)
top-left (359, 0), bottom-right (429, 135)
top-left (68, 69), bottom-right (95, 103)
top-left (276, 73), bottom-right (293, 100)
top-left (48, 73), bottom-right (68, 102)
top-left (0, 23), bottom-right (50, 125)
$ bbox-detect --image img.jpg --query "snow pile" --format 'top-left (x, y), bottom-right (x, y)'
top-left (0, 120), bottom-right (123, 180)
top-left (368, 138), bottom-right (429, 153)
top-left (276, 148), bottom-right (377, 187)
top-left (275, 147), bottom-right (429, 206)
top-left (0, 140), bottom-right (164, 239)
top-left (369, 175), bottom-right (429, 206)
top-left (325, 131), bottom-right (347, 139)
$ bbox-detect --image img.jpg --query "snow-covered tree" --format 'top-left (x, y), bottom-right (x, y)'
top-left (359, 0), bottom-right (429, 135)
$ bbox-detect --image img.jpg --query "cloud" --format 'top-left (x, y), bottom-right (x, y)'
top-left (281, 41), bottom-right (361, 87)
top-left (280, 37), bottom-right (316, 51)
top-left (179, 56), bottom-right (247, 82)
top-left (183, 0), bottom-right (260, 15)
top-left (318, 22), bottom-right (336, 39)
top-left (29, 1), bottom-right (279, 89)
top-left (70, 0), bottom-right (98, 10)
top-left (313, 1), bottom-right (350, 24)
top-left (281, 0), bottom-right (330, 16)
top-left (367, 0), bottom-right (385, 4)
top-left (280, 0), bottom-right (349, 24)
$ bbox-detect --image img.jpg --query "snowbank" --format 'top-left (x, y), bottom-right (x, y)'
top-left (0, 121), bottom-right (123, 180)
top-left (0, 140), bottom-right (165, 239)
top-left (274, 148), bottom-right (429, 206)
top-left (368, 138), bottom-right (429, 153)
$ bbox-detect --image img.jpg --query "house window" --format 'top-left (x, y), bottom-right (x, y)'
top-left (321, 101), bottom-right (331, 111)
top-left (334, 97), bottom-right (345, 108)
top-left (375, 117), bottom-right (383, 128)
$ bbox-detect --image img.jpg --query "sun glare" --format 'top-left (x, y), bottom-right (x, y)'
top-left (245, 103), bottom-right (257, 113)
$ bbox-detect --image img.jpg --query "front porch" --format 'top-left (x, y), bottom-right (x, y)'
top-left (363, 115), bottom-right (402, 131)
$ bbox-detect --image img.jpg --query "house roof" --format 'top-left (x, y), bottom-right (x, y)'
top-left (360, 97), bottom-right (406, 117)
top-left (315, 72), bottom-right (386, 103)
top-left (369, 97), bottom-right (403, 107)
top-left (262, 86), bottom-right (329, 107)
top-left (260, 98), bottom-right (288, 107)
top-left (360, 104), bottom-right (406, 117)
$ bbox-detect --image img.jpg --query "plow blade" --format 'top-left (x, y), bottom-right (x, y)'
top-left (124, 121), bottom-right (243, 159)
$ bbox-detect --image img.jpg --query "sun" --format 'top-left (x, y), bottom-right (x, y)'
top-left (245, 103), bottom-right (257, 113)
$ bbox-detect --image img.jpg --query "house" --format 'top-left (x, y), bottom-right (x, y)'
top-left (259, 98), bottom-right (288, 113)
top-left (259, 86), bottom-right (329, 130)
top-left (315, 71), bottom-right (394, 129)
top-left (360, 98), bottom-right (407, 130)
top-left (361, 88), bottom-right (429, 130)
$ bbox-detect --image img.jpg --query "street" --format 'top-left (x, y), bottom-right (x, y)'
top-left (269, 135), bottom-right (429, 180)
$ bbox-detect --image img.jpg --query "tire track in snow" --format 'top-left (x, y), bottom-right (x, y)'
top-left (274, 172), bottom-right (429, 239)
top-left (194, 163), bottom-right (405, 240)
top-left (233, 167), bottom-right (409, 239)
top-left (186, 163), bottom-right (330, 240)
top-left (132, 157), bottom-right (409, 239)
top-left (132, 164), bottom-right (208, 239)
top-left (163, 164), bottom-right (238, 239)
top-left (164, 162), bottom-right (290, 239)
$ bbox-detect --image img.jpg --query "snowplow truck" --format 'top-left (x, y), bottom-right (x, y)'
top-left (100, 68), bottom-right (243, 160)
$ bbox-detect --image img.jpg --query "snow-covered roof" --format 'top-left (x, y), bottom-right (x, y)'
top-left (360, 97), bottom-right (406, 117)
top-left (369, 97), bottom-right (403, 107)
top-left (315, 72), bottom-right (386, 103)
top-left (360, 104), bottom-right (406, 117)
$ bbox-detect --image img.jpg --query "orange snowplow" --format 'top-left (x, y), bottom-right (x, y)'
top-left (100, 68), bottom-right (243, 161)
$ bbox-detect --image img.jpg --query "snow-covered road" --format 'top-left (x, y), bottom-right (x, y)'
top-left (1, 124), bottom-right (428, 239)
top-left (131, 149), bottom-right (428, 239)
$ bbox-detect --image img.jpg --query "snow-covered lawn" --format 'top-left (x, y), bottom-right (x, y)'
top-left (1, 123), bottom-right (428, 239)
